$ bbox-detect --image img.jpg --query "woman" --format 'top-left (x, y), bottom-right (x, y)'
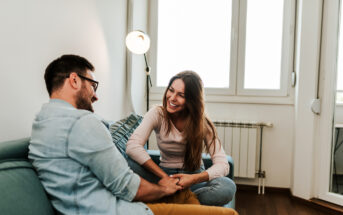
top-left (126, 71), bottom-right (236, 206)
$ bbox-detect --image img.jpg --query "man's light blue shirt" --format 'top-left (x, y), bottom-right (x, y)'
top-left (28, 99), bottom-right (153, 215)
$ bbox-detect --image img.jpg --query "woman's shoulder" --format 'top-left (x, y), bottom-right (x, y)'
top-left (145, 105), bottom-right (165, 122)
top-left (148, 105), bottom-right (164, 115)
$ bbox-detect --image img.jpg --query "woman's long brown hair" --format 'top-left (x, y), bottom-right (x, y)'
top-left (161, 71), bottom-right (218, 171)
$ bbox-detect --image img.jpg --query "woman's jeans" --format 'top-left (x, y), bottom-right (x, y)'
top-left (126, 158), bottom-right (236, 206)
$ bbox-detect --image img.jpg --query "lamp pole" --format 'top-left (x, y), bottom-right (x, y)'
top-left (144, 53), bottom-right (152, 112)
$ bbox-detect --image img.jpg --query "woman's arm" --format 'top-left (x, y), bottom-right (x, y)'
top-left (126, 107), bottom-right (161, 165)
top-left (142, 159), bottom-right (169, 178)
top-left (205, 137), bottom-right (230, 180)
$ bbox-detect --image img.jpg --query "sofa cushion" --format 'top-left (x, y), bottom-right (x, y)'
top-left (0, 137), bottom-right (30, 160)
top-left (0, 160), bottom-right (55, 215)
top-left (109, 113), bottom-right (143, 158)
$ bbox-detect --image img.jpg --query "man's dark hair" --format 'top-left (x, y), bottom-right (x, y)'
top-left (44, 54), bottom-right (95, 96)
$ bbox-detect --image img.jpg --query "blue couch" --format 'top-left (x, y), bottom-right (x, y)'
top-left (0, 136), bottom-right (234, 214)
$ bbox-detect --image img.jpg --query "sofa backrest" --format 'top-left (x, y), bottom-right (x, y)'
top-left (0, 138), bottom-right (55, 215)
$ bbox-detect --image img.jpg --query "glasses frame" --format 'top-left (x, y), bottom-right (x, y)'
top-left (77, 74), bottom-right (99, 92)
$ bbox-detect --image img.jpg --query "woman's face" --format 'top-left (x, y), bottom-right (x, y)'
top-left (166, 78), bottom-right (186, 115)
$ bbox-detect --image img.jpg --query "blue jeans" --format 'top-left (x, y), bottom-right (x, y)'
top-left (126, 158), bottom-right (236, 206)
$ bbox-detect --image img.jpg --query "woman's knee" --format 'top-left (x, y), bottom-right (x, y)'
top-left (210, 177), bottom-right (236, 201)
top-left (193, 177), bottom-right (236, 206)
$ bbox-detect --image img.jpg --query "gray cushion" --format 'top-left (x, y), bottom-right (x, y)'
top-left (109, 113), bottom-right (143, 158)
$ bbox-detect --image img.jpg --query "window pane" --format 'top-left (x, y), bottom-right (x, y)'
top-left (244, 0), bottom-right (284, 89)
top-left (157, 0), bottom-right (232, 88)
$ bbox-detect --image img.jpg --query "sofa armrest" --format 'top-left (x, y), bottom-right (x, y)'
top-left (147, 149), bottom-right (234, 180)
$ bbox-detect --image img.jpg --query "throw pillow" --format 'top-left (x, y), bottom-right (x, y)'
top-left (109, 113), bottom-right (143, 158)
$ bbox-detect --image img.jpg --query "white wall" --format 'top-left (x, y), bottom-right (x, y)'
top-left (206, 103), bottom-right (294, 188)
top-left (0, 0), bottom-right (129, 142)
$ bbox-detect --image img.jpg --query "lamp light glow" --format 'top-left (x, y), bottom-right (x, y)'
top-left (125, 30), bottom-right (150, 54)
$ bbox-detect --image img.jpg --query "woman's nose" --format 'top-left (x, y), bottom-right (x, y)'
top-left (170, 93), bottom-right (177, 101)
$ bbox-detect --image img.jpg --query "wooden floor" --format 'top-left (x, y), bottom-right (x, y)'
top-left (235, 188), bottom-right (342, 215)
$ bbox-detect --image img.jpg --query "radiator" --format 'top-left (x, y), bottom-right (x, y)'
top-left (214, 121), bottom-right (272, 179)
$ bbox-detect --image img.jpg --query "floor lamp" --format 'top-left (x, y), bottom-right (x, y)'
top-left (125, 30), bottom-right (152, 112)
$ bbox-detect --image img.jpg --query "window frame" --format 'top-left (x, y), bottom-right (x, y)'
top-left (148, 0), bottom-right (296, 102)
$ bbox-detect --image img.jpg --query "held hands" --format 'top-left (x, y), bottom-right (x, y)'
top-left (158, 176), bottom-right (182, 196)
top-left (170, 174), bottom-right (196, 189)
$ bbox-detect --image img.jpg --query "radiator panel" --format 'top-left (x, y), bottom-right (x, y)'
top-left (247, 128), bottom-right (257, 178)
top-left (239, 128), bottom-right (249, 177)
top-left (232, 127), bottom-right (240, 177)
top-left (215, 124), bottom-right (258, 178)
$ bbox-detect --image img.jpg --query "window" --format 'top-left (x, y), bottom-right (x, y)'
top-left (149, 0), bottom-right (295, 98)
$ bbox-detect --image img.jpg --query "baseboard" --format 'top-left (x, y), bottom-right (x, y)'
top-left (309, 198), bottom-right (343, 215)
top-left (237, 184), bottom-right (343, 215)
top-left (236, 184), bottom-right (290, 194)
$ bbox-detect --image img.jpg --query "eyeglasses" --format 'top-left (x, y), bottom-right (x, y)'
top-left (77, 74), bottom-right (99, 92)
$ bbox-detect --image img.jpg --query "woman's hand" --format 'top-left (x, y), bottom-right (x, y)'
top-left (170, 174), bottom-right (196, 188)
top-left (171, 171), bottom-right (209, 189)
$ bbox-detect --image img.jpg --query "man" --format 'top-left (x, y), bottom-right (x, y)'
top-left (29, 54), bottom-right (238, 215)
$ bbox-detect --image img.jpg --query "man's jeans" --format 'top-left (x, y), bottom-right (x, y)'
top-left (126, 158), bottom-right (236, 206)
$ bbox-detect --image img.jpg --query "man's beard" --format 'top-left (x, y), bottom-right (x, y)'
top-left (75, 85), bottom-right (94, 112)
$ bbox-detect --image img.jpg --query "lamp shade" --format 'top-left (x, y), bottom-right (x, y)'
top-left (125, 30), bottom-right (150, 54)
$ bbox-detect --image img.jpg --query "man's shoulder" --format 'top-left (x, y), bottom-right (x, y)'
top-left (71, 113), bottom-right (108, 133)
top-left (37, 101), bottom-right (92, 120)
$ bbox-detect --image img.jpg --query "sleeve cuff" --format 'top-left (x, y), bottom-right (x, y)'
top-left (205, 162), bottom-right (230, 180)
top-left (125, 173), bottom-right (141, 201)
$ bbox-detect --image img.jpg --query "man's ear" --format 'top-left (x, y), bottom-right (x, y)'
top-left (68, 72), bottom-right (81, 90)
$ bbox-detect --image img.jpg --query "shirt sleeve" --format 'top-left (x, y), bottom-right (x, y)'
top-left (204, 127), bottom-right (230, 180)
top-left (67, 114), bottom-right (141, 202)
top-left (126, 107), bottom-right (161, 165)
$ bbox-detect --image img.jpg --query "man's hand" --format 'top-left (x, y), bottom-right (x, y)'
top-left (158, 176), bottom-right (183, 195)
top-left (134, 176), bottom-right (182, 202)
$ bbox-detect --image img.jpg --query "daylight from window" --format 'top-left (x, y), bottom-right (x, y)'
top-left (156, 0), bottom-right (231, 88)
top-left (337, 1), bottom-right (343, 104)
top-left (244, 0), bottom-right (284, 90)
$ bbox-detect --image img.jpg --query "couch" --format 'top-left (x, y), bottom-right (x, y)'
top-left (0, 136), bottom-right (234, 214)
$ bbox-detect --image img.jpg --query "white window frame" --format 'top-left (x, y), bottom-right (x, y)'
top-left (148, 0), bottom-right (296, 102)
top-left (316, 0), bottom-right (343, 206)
